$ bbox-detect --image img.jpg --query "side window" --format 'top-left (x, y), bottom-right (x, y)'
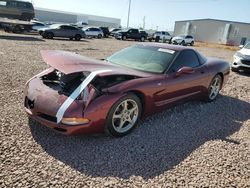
top-left (170, 50), bottom-right (200, 72)
top-left (166, 32), bottom-right (170, 36)
top-left (7, 1), bottom-right (17, 7)
top-left (0, 1), bottom-right (7, 6)
top-left (34, 23), bottom-right (44, 26)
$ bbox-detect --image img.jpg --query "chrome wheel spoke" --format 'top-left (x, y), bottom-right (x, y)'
top-left (112, 98), bottom-right (139, 134)
top-left (209, 76), bottom-right (221, 100)
top-left (113, 113), bottom-right (122, 119)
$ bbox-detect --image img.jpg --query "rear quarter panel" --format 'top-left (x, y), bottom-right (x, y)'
top-left (205, 58), bottom-right (230, 88)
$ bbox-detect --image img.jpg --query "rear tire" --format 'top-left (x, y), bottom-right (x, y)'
top-left (75, 34), bottom-right (82, 41)
top-left (97, 34), bottom-right (102, 39)
top-left (190, 41), bottom-right (194, 46)
top-left (140, 36), bottom-right (145, 42)
top-left (106, 94), bottom-right (141, 137)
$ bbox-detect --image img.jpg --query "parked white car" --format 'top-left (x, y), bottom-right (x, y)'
top-left (82, 27), bottom-right (103, 38)
top-left (171, 35), bottom-right (194, 46)
top-left (232, 42), bottom-right (250, 72)
top-left (153, 31), bottom-right (172, 42)
top-left (31, 21), bottom-right (48, 31)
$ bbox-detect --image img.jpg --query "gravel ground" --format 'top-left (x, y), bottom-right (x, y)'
top-left (0, 31), bottom-right (249, 187)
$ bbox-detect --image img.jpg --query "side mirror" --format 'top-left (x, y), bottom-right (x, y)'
top-left (239, 45), bottom-right (244, 48)
top-left (176, 66), bottom-right (194, 77)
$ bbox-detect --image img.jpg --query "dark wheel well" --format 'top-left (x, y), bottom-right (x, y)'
top-left (127, 91), bottom-right (145, 116)
top-left (217, 72), bottom-right (224, 86)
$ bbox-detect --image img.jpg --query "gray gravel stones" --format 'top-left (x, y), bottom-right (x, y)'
top-left (0, 31), bottom-right (249, 187)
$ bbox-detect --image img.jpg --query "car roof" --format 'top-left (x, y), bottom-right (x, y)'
top-left (139, 43), bottom-right (194, 52)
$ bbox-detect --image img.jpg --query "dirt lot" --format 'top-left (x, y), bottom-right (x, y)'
top-left (0, 31), bottom-right (249, 187)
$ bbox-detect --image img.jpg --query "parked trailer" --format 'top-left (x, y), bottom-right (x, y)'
top-left (0, 17), bottom-right (33, 33)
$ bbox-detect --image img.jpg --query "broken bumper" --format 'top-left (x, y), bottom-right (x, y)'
top-left (25, 107), bottom-right (98, 135)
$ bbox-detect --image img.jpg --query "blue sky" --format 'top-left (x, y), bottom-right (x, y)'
top-left (32, 0), bottom-right (250, 30)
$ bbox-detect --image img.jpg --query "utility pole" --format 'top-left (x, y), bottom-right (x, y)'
top-left (127, 0), bottom-right (131, 28)
top-left (143, 16), bottom-right (146, 29)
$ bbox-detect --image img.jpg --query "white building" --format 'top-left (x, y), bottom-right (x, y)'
top-left (174, 18), bottom-right (250, 46)
top-left (35, 7), bottom-right (121, 28)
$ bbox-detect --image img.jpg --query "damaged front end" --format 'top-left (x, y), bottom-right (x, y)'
top-left (25, 68), bottom-right (138, 126)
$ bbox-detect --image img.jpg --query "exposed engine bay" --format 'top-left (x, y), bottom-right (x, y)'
top-left (40, 69), bottom-right (137, 97)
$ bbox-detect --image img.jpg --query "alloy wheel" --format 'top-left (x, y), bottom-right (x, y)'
top-left (209, 76), bottom-right (221, 100)
top-left (112, 99), bottom-right (139, 134)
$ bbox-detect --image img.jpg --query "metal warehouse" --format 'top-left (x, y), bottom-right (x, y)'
top-left (35, 7), bottom-right (121, 28)
top-left (174, 18), bottom-right (250, 46)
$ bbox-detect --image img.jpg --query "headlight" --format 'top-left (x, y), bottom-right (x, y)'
top-left (61, 118), bottom-right (90, 125)
top-left (234, 52), bottom-right (244, 58)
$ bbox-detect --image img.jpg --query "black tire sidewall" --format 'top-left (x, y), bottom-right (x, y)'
top-left (106, 94), bottom-right (142, 137)
top-left (75, 34), bottom-right (81, 41)
top-left (47, 32), bottom-right (54, 39)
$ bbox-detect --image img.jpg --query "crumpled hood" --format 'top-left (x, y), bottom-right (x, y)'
top-left (41, 50), bottom-right (154, 78)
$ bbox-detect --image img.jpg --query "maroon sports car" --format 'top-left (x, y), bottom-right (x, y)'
top-left (24, 43), bottom-right (230, 137)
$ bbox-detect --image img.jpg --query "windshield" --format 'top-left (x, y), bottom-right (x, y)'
top-left (107, 45), bottom-right (176, 73)
top-left (244, 42), bottom-right (250, 49)
top-left (49, 24), bottom-right (61, 29)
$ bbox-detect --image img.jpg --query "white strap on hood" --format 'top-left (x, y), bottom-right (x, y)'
top-left (56, 69), bottom-right (111, 123)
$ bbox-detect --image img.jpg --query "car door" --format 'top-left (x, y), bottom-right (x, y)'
top-left (53, 25), bottom-right (65, 37)
top-left (127, 29), bottom-right (137, 39)
top-left (89, 28), bottom-right (96, 36)
top-left (154, 50), bottom-right (207, 107)
top-left (65, 26), bottom-right (77, 37)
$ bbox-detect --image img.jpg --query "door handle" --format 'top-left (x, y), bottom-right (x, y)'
top-left (201, 70), bottom-right (205, 74)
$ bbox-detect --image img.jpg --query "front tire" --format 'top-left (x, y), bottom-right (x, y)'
top-left (75, 34), bottom-right (82, 41)
top-left (231, 67), bottom-right (238, 72)
top-left (106, 94), bottom-right (141, 137)
top-left (190, 41), bottom-right (194, 46)
top-left (97, 34), bottom-right (102, 39)
top-left (122, 35), bottom-right (127, 40)
top-left (47, 32), bottom-right (54, 39)
top-left (206, 74), bottom-right (222, 102)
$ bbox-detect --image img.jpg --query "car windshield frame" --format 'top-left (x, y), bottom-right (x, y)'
top-left (106, 45), bottom-right (177, 74)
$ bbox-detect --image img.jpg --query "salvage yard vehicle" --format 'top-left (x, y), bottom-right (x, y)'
top-left (24, 44), bottom-right (230, 137)
top-left (115, 28), bottom-right (148, 42)
top-left (232, 42), bottom-right (250, 72)
top-left (110, 28), bottom-right (121, 36)
top-left (82, 27), bottom-right (103, 38)
top-left (0, 0), bottom-right (35, 33)
top-left (31, 21), bottom-right (48, 32)
top-left (42, 24), bottom-right (86, 41)
top-left (0, 0), bottom-right (34, 21)
top-left (100, 27), bottom-right (110, 38)
top-left (148, 31), bottom-right (172, 43)
top-left (172, 35), bottom-right (194, 46)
